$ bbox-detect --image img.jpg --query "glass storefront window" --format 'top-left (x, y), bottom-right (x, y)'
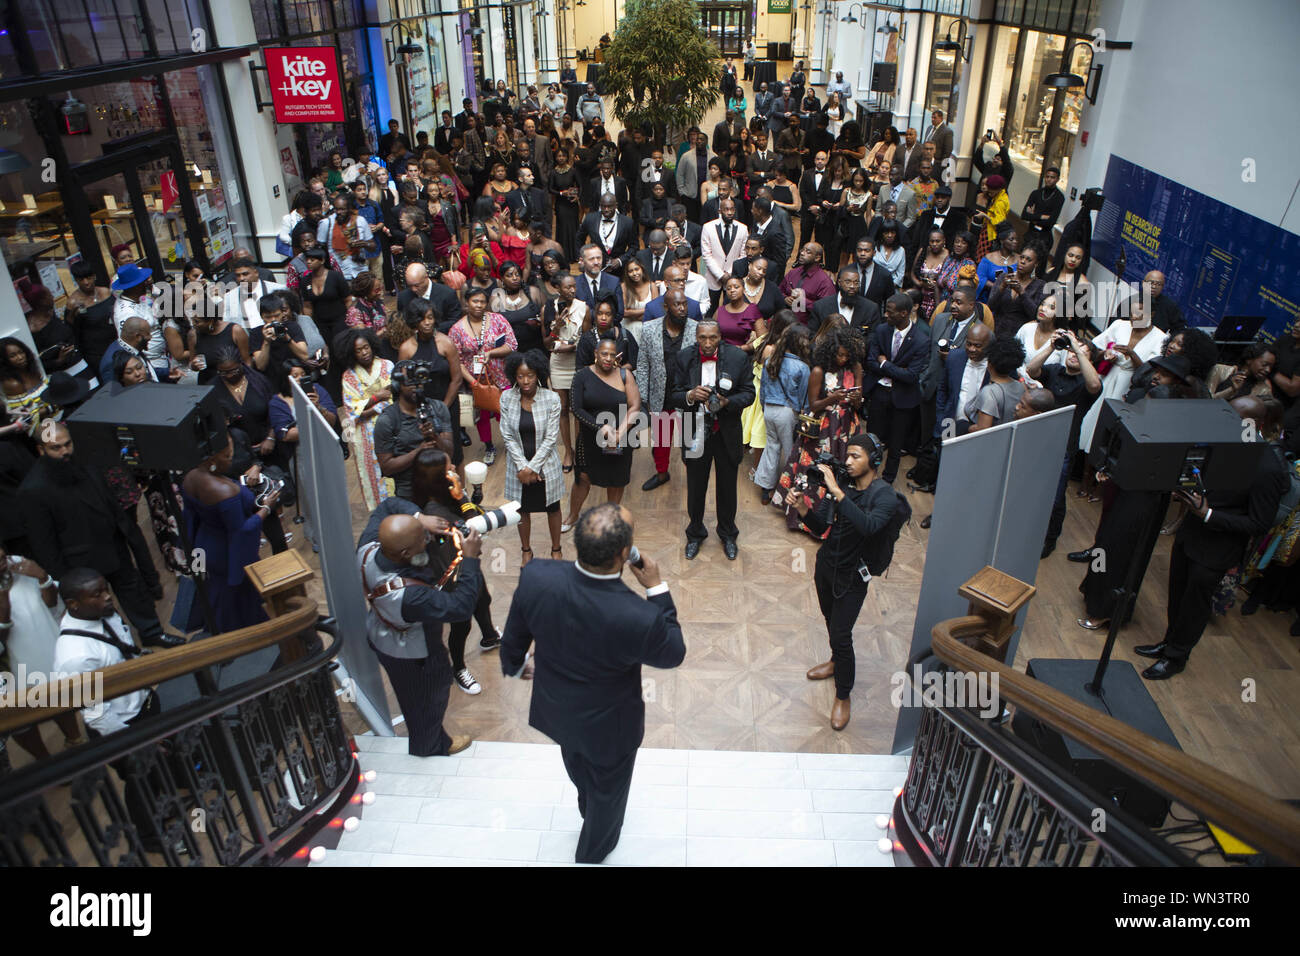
top-left (1005, 30), bottom-right (1065, 177)
top-left (978, 27), bottom-right (1020, 144)
top-left (926, 15), bottom-right (963, 120)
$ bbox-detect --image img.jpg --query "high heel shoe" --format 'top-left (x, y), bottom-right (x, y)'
top-left (1076, 617), bottom-right (1111, 631)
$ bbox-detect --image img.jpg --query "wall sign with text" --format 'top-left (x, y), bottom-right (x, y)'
top-left (265, 46), bottom-right (345, 123)
top-left (768, 0), bottom-right (792, 12)
top-left (1092, 155), bottom-right (1300, 340)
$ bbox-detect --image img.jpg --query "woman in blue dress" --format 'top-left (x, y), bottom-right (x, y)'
top-left (181, 435), bottom-right (281, 634)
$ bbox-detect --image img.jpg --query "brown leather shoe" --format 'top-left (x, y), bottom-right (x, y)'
top-left (806, 660), bottom-right (835, 681)
top-left (831, 697), bottom-right (850, 731)
top-left (447, 734), bottom-right (474, 755)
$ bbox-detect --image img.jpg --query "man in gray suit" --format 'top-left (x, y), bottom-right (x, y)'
top-left (674, 128), bottom-right (713, 222)
top-left (636, 291), bottom-right (698, 491)
top-left (767, 84), bottom-right (797, 135)
top-left (876, 163), bottom-right (917, 228)
top-left (922, 110), bottom-right (954, 168)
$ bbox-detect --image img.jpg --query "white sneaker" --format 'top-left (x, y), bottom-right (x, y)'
top-left (454, 668), bottom-right (482, 695)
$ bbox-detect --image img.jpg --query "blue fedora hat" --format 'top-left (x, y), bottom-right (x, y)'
top-left (111, 262), bottom-right (154, 291)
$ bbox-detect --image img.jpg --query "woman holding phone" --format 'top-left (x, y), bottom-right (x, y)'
top-left (449, 287), bottom-right (517, 466)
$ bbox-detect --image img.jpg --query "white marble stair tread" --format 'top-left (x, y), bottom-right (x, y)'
top-left (322, 738), bottom-right (905, 867)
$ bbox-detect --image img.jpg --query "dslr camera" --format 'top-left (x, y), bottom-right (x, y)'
top-left (1053, 331), bottom-right (1073, 350)
top-left (800, 451), bottom-right (852, 492)
top-left (392, 360), bottom-right (436, 399)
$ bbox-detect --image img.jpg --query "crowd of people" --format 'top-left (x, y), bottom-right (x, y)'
top-left (2, 60), bottom-right (1298, 861)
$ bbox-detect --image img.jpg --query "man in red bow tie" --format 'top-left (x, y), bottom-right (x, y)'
top-left (668, 320), bottom-right (756, 561)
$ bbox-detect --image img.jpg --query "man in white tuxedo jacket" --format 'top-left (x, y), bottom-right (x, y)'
top-left (699, 198), bottom-right (750, 311)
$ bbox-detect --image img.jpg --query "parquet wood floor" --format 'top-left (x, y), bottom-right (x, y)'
top-left (321, 421), bottom-right (1300, 802)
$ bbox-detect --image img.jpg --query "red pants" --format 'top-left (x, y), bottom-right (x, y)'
top-left (651, 411), bottom-right (678, 474)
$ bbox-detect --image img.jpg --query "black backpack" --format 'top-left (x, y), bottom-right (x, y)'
top-left (868, 490), bottom-right (912, 576)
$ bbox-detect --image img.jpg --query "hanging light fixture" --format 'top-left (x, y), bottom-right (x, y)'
top-left (1043, 41), bottom-right (1103, 104)
top-left (839, 2), bottom-right (862, 23)
top-left (933, 20), bottom-right (971, 62)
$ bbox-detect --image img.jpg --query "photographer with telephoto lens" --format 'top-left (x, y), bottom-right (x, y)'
top-left (792, 433), bottom-right (908, 731)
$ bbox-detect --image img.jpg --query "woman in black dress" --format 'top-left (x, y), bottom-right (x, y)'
top-left (191, 311), bottom-right (252, 385)
top-left (299, 247), bottom-right (352, 347)
top-left (490, 262), bottom-right (546, 354)
top-left (816, 155), bottom-right (848, 270)
top-left (575, 293), bottom-right (639, 371)
top-left (563, 332), bottom-right (642, 528)
top-left (550, 147), bottom-right (580, 261)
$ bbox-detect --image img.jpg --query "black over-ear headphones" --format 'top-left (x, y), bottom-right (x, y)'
top-left (863, 432), bottom-right (884, 471)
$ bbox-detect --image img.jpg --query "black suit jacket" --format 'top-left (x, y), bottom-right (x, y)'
top-left (864, 321), bottom-right (931, 409)
top-left (434, 124), bottom-right (457, 156)
top-left (1175, 443), bottom-right (1288, 572)
top-left (911, 206), bottom-right (969, 256)
top-left (934, 348), bottom-right (989, 434)
top-left (583, 175), bottom-right (631, 213)
top-left (798, 169), bottom-right (830, 224)
top-left (500, 560), bottom-right (686, 762)
top-left (810, 293), bottom-right (881, 335)
top-left (849, 260), bottom-right (896, 307)
top-left (397, 283), bottom-right (464, 332)
top-left (578, 213), bottom-right (638, 266)
top-left (636, 247), bottom-right (672, 281)
top-left (573, 270), bottom-right (625, 318)
top-left (20, 459), bottom-right (132, 578)
top-left (506, 185), bottom-right (550, 225)
top-left (668, 343), bottom-right (756, 463)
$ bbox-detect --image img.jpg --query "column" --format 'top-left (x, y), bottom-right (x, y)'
top-left (208, 0), bottom-right (292, 262)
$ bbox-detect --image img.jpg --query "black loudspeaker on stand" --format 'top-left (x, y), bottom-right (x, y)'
top-left (870, 62), bottom-right (897, 93)
top-left (1012, 399), bottom-right (1262, 827)
top-left (66, 383), bottom-right (230, 640)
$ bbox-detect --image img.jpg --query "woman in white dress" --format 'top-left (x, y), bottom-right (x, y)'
top-left (0, 550), bottom-right (83, 760)
top-left (619, 258), bottom-right (659, 348)
top-left (1075, 304), bottom-right (1168, 496)
top-left (824, 92), bottom-right (845, 138)
top-left (543, 274), bottom-right (588, 472)
top-left (1015, 294), bottom-right (1065, 380)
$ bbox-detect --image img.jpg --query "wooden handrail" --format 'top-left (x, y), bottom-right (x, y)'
top-left (0, 596), bottom-right (320, 736)
top-left (932, 617), bottom-right (1300, 866)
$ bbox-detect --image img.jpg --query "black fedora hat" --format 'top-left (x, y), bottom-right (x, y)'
top-left (42, 371), bottom-right (92, 409)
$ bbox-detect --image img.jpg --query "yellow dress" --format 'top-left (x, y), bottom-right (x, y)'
top-left (740, 338), bottom-right (767, 449)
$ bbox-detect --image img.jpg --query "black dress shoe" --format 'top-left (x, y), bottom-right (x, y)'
top-left (684, 539), bottom-right (702, 560)
top-left (459, 428), bottom-right (473, 447)
top-left (145, 633), bottom-right (188, 649)
top-left (1067, 548), bottom-right (1094, 563)
top-left (1142, 657), bottom-right (1185, 680)
top-left (1240, 594), bottom-right (1261, 616)
top-left (920, 514), bottom-right (931, 529)
top-left (722, 538), bottom-right (738, 560)
top-left (759, 488), bottom-right (772, 506)
top-left (1133, 641), bottom-right (1168, 659)
top-left (641, 472), bottom-right (670, 492)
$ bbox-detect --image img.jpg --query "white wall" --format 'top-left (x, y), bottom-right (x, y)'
top-left (1069, 0), bottom-right (1300, 256)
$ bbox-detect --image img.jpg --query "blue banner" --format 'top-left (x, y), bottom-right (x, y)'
top-left (1091, 155), bottom-right (1300, 342)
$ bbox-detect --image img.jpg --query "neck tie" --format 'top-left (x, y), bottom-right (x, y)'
top-left (723, 225), bottom-right (733, 248)
top-left (591, 277), bottom-right (598, 298)
top-left (653, 255), bottom-right (661, 275)
top-left (892, 327), bottom-right (904, 359)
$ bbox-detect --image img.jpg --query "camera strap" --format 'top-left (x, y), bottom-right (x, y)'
top-left (359, 535), bottom-right (465, 630)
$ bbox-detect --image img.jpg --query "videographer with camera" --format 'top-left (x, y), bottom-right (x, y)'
top-left (357, 497), bottom-right (484, 757)
top-left (374, 359), bottom-right (455, 502)
top-left (669, 318), bottom-right (756, 561)
top-left (793, 433), bottom-right (906, 731)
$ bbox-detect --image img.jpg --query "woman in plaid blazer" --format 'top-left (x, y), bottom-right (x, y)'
top-left (500, 350), bottom-right (566, 563)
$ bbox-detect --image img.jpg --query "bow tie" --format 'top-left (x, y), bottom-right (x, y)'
top-left (700, 352), bottom-right (718, 363)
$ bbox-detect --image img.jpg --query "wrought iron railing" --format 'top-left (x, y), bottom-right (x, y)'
top-left (892, 615), bottom-right (1300, 867)
top-left (0, 606), bottom-right (359, 867)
